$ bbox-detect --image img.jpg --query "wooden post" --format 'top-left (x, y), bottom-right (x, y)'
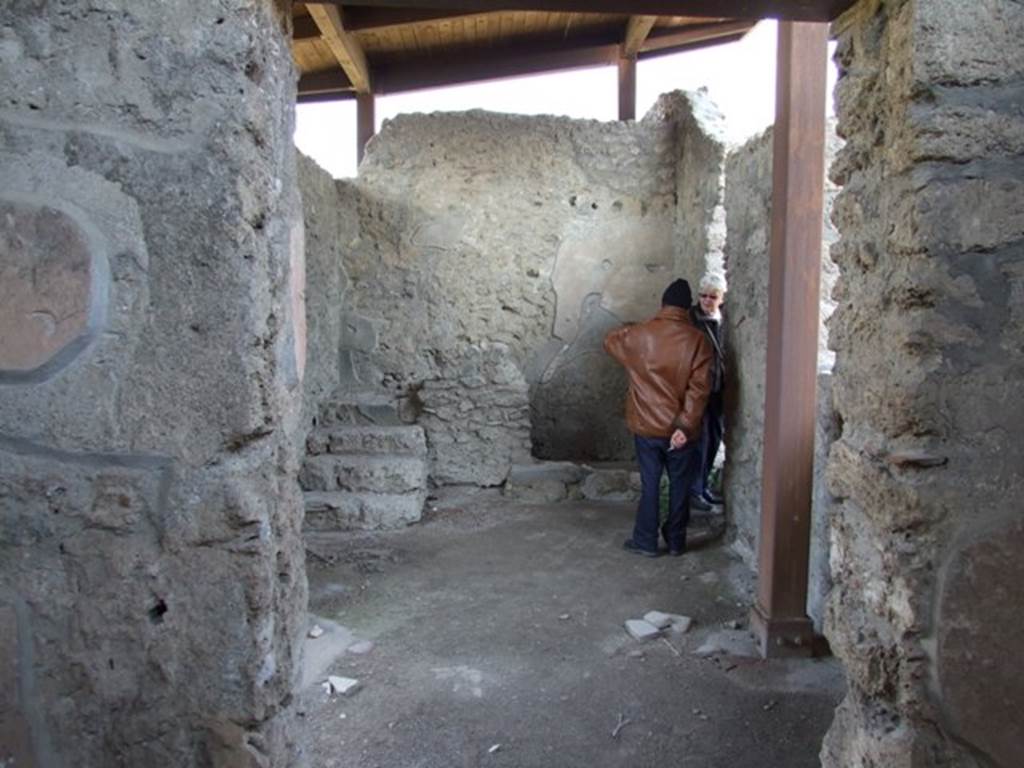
top-left (749, 20), bottom-right (829, 658)
top-left (357, 91), bottom-right (375, 164)
top-left (618, 53), bottom-right (636, 121)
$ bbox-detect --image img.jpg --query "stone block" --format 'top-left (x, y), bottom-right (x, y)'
top-left (310, 425), bottom-right (427, 457)
top-left (625, 619), bottom-right (663, 641)
top-left (580, 468), bottom-right (641, 501)
top-left (304, 490), bottom-right (425, 530)
top-left (300, 455), bottom-right (427, 495)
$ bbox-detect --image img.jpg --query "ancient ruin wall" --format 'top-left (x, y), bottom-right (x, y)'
top-left (345, 94), bottom-right (725, 484)
top-left (0, 3), bottom-right (306, 765)
top-left (721, 128), bottom-right (841, 629)
top-left (823, 1), bottom-right (1024, 765)
top-left (298, 151), bottom-right (358, 427)
top-left (673, 89), bottom-right (728, 281)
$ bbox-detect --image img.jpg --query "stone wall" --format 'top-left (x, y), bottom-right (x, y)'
top-left (0, 2), bottom-right (306, 766)
top-left (720, 127), bottom-right (840, 629)
top-left (340, 92), bottom-right (726, 484)
top-left (298, 151), bottom-right (356, 427)
top-left (823, 1), bottom-right (1024, 765)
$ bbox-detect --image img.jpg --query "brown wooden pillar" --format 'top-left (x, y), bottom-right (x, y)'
top-left (618, 53), bottom-right (636, 121)
top-left (357, 91), bottom-right (375, 164)
top-left (749, 20), bottom-right (829, 658)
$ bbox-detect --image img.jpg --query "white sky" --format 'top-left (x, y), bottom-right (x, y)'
top-left (295, 20), bottom-right (836, 179)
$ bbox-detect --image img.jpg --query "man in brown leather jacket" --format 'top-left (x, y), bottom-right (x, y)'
top-left (604, 279), bottom-right (713, 557)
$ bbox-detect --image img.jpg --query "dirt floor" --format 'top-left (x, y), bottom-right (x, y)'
top-left (298, 492), bottom-right (844, 768)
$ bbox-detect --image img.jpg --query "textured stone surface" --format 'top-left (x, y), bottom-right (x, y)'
top-left (329, 93), bottom-right (726, 477)
top-left (298, 151), bottom-right (357, 429)
top-left (720, 127), bottom-right (840, 630)
top-left (822, 1), bottom-right (1024, 765)
top-left (935, 514), bottom-right (1024, 768)
top-left (0, 2), bottom-right (306, 766)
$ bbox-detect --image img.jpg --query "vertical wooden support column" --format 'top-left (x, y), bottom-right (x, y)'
top-left (618, 54), bottom-right (636, 121)
top-left (750, 20), bottom-right (829, 658)
top-left (357, 91), bottom-right (375, 164)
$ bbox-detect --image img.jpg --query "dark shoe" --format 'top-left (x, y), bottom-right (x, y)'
top-left (623, 538), bottom-right (659, 558)
top-left (667, 547), bottom-right (685, 557)
top-left (703, 489), bottom-right (724, 505)
top-left (689, 493), bottom-right (712, 512)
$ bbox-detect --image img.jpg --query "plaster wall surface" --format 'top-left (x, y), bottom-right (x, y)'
top-left (823, 1), bottom-right (1024, 765)
top-left (339, 93), bottom-right (726, 485)
top-left (0, 2), bottom-right (306, 765)
top-left (298, 151), bottom-right (357, 426)
top-left (720, 127), bottom-right (840, 629)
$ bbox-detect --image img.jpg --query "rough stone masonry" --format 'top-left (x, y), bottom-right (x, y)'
top-left (0, 2), bottom-right (307, 766)
top-left (305, 92), bottom-right (727, 486)
top-left (822, 1), bottom-right (1024, 766)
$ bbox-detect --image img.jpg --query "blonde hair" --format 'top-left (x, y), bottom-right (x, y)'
top-left (698, 272), bottom-right (727, 296)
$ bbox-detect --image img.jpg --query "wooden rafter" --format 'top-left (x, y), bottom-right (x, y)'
top-left (640, 19), bottom-right (755, 55)
top-left (306, 3), bottom-right (372, 93)
top-left (316, 0), bottom-right (856, 23)
top-left (296, 18), bottom-right (756, 99)
top-left (623, 15), bottom-right (657, 56)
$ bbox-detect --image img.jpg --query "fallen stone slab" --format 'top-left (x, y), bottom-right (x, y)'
top-left (625, 619), bottom-right (663, 641)
top-left (643, 611), bottom-right (674, 630)
top-left (326, 675), bottom-right (362, 696)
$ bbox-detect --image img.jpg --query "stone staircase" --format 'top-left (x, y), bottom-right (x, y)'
top-left (300, 393), bottom-right (428, 531)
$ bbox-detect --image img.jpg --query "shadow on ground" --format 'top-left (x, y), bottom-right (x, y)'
top-left (299, 495), bottom-right (843, 768)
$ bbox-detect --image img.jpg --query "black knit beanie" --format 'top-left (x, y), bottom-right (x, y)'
top-left (661, 278), bottom-right (692, 309)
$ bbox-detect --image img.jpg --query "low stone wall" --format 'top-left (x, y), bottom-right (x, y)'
top-left (721, 126), bottom-right (841, 630)
top-left (0, 2), bottom-right (305, 765)
top-left (823, 0), bottom-right (1024, 765)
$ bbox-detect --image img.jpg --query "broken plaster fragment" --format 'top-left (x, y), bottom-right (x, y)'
top-left (327, 675), bottom-right (362, 696)
top-left (488, 744), bottom-right (501, 754)
top-left (308, 624), bottom-right (325, 639)
top-left (625, 619), bottom-right (662, 641)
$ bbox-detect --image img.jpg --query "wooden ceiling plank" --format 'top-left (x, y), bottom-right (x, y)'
top-left (306, 3), bottom-right (373, 93)
top-left (623, 15), bottom-right (657, 56)
top-left (371, 38), bottom-right (621, 94)
top-left (342, 7), bottom-right (481, 31)
top-left (315, 1), bottom-right (855, 23)
top-left (293, 15), bottom-right (321, 41)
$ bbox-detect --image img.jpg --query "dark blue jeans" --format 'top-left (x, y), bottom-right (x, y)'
top-left (632, 435), bottom-right (701, 553)
top-left (691, 390), bottom-right (724, 498)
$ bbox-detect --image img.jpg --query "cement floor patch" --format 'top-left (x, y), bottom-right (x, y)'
top-left (299, 500), bottom-right (844, 768)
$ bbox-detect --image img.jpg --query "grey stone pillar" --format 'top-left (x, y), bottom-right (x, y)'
top-left (0, 2), bottom-right (307, 765)
top-left (824, 0), bottom-right (1024, 765)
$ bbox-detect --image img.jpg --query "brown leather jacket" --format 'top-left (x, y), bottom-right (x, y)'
top-left (603, 306), bottom-right (713, 440)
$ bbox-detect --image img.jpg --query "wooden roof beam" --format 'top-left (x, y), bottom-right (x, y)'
top-left (306, 3), bottom-right (373, 93)
top-left (323, 0), bottom-right (856, 23)
top-left (641, 19), bottom-right (756, 54)
top-left (623, 15), bottom-right (657, 57)
top-left (342, 7), bottom-right (484, 31)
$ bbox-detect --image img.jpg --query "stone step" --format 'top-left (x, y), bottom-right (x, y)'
top-left (306, 424), bottom-right (427, 458)
top-left (299, 454), bottom-right (428, 495)
top-left (317, 390), bottom-right (402, 427)
top-left (304, 491), bottom-right (425, 531)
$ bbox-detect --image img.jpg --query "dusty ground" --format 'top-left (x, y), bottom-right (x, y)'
top-left (298, 494), bottom-right (844, 768)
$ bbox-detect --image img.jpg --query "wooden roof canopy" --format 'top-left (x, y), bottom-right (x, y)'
top-left (293, 1), bottom-right (855, 102)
